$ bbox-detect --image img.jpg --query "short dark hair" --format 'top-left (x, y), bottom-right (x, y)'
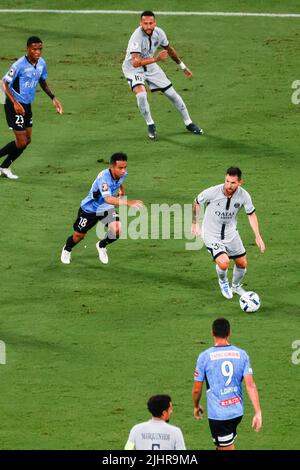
top-left (226, 167), bottom-right (242, 180)
top-left (147, 395), bottom-right (171, 417)
top-left (141, 10), bottom-right (155, 18)
top-left (110, 152), bottom-right (128, 165)
top-left (27, 36), bottom-right (43, 47)
top-left (212, 318), bottom-right (230, 338)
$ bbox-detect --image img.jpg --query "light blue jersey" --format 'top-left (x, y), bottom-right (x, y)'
top-left (81, 168), bottom-right (128, 214)
top-left (3, 56), bottom-right (48, 104)
top-left (194, 345), bottom-right (253, 420)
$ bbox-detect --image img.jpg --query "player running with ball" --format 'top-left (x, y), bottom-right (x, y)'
top-left (191, 167), bottom-right (265, 299)
top-left (61, 152), bottom-right (143, 265)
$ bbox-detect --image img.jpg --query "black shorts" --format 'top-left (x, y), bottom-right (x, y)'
top-left (208, 416), bottom-right (242, 448)
top-left (4, 98), bottom-right (32, 130)
top-left (73, 208), bottom-right (120, 234)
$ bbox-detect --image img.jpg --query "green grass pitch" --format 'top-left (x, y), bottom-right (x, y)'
top-left (0, 0), bottom-right (299, 450)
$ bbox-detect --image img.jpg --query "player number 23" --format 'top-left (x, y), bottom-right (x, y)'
top-left (221, 360), bottom-right (233, 386)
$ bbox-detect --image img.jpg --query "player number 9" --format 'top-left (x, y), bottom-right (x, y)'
top-left (221, 360), bottom-right (233, 386)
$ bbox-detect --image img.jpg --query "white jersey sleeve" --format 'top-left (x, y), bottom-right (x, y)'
top-left (128, 30), bottom-right (142, 54)
top-left (196, 186), bottom-right (218, 205)
top-left (243, 189), bottom-right (255, 214)
top-left (157, 27), bottom-right (169, 47)
top-left (124, 425), bottom-right (137, 450)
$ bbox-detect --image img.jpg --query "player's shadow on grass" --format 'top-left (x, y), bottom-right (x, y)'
top-left (100, 262), bottom-right (213, 292)
top-left (159, 133), bottom-right (292, 159)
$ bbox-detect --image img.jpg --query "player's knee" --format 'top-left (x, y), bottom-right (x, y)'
top-left (217, 259), bottom-right (230, 271)
top-left (73, 232), bottom-right (85, 243)
top-left (111, 225), bottom-right (121, 238)
top-left (236, 259), bottom-right (247, 269)
top-left (16, 138), bottom-right (28, 149)
top-left (133, 85), bottom-right (146, 95)
top-left (114, 227), bottom-right (121, 238)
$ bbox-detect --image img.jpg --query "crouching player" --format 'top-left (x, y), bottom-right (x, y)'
top-left (61, 152), bottom-right (143, 265)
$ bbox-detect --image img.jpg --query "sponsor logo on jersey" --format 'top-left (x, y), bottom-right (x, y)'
top-left (214, 211), bottom-right (235, 218)
top-left (102, 183), bottom-right (108, 191)
top-left (220, 396), bottom-right (241, 406)
top-left (234, 203), bottom-right (240, 208)
top-left (194, 371), bottom-right (199, 377)
top-left (24, 80), bottom-right (38, 88)
top-left (9, 69), bottom-right (15, 77)
top-left (210, 350), bottom-right (240, 360)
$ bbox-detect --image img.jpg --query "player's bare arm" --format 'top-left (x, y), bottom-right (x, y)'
top-left (104, 196), bottom-right (143, 208)
top-left (244, 375), bottom-right (262, 432)
top-left (118, 184), bottom-right (125, 197)
top-left (191, 198), bottom-right (201, 236)
top-left (247, 212), bottom-right (265, 253)
top-left (3, 80), bottom-right (25, 115)
top-left (39, 79), bottom-right (63, 114)
top-left (164, 44), bottom-right (193, 78)
top-left (192, 381), bottom-right (204, 420)
top-left (131, 50), bottom-right (168, 69)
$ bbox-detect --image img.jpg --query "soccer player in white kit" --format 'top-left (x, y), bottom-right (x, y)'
top-left (122, 11), bottom-right (203, 140)
top-left (191, 167), bottom-right (265, 299)
top-left (125, 395), bottom-right (186, 450)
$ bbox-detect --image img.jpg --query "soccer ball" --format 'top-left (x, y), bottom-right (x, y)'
top-left (239, 291), bottom-right (261, 313)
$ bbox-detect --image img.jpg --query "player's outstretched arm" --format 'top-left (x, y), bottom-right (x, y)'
top-left (247, 212), bottom-right (265, 253)
top-left (104, 196), bottom-right (143, 208)
top-left (3, 80), bottom-right (25, 115)
top-left (244, 374), bottom-right (262, 432)
top-left (164, 45), bottom-right (193, 78)
top-left (39, 79), bottom-right (63, 114)
top-left (192, 381), bottom-right (204, 420)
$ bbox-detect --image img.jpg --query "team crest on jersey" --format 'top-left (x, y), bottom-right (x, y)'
top-left (9, 69), bottom-right (15, 77)
top-left (234, 203), bottom-right (240, 208)
top-left (102, 183), bottom-right (108, 191)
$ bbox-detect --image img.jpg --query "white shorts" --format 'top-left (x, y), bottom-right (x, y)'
top-left (122, 63), bottom-right (172, 92)
top-left (204, 232), bottom-right (246, 260)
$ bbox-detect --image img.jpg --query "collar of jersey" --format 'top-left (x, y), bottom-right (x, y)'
top-left (25, 55), bottom-right (39, 69)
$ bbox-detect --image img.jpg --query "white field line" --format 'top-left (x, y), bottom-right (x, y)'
top-left (0, 9), bottom-right (299, 18)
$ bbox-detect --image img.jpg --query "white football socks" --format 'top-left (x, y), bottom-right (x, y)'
top-left (216, 264), bottom-right (228, 282)
top-left (164, 86), bottom-right (192, 125)
top-left (136, 91), bottom-right (154, 125)
top-left (232, 266), bottom-right (247, 287)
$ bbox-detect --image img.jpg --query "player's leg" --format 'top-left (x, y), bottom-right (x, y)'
top-left (0, 101), bottom-right (31, 178)
top-left (147, 65), bottom-right (203, 135)
top-left (215, 254), bottom-right (233, 299)
top-left (206, 241), bottom-right (233, 299)
top-left (133, 85), bottom-right (156, 139)
top-left (96, 211), bottom-right (121, 264)
top-left (209, 417), bottom-right (241, 451)
top-left (217, 443), bottom-right (235, 451)
top-left (164, 86), bottom-right (204, 135)
top-left (61, 209), bottom-right (98, 264)
top-left (25, 126), bottom-right (32, 146)
top-left (124, 70), bottom-right (156, 139)
top-left (228, 234), bottom-right (247, 295)
top-left (232, 256), bottom-right (247, 295)
top-left (0, 130), bottom-right (27, 179)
